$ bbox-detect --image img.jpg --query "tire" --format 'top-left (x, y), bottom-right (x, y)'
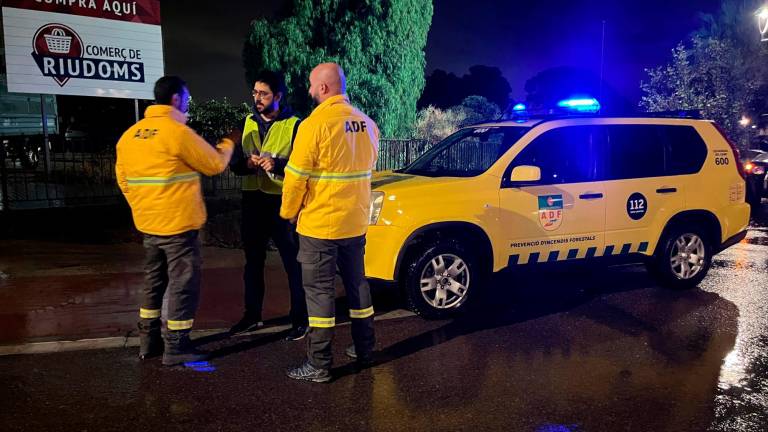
top-left (402, 238), bottom-right (484, 319)
top-left (647, 225), bottom-right (713, 290)
top-left (747, 184), bottom-right (761, 208)
top-left (20, 146), bottom-right (40, 170)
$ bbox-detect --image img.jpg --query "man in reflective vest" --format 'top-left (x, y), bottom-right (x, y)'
top-left (229, 70), bottom-right (308, 341)
top-left (281, 63), bottom-right (379, 382)
top-left (116, 76), bottom-right (236, 366)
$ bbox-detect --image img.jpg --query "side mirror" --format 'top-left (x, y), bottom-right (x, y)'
top-left (510, 165), bottom-right (541, 183)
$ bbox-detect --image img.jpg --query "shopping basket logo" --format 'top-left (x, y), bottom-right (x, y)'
top-left (32, 24), bottom-right (83, 86)
top-left (43, 28), bottom-right (73, 54)
top-left (30, 23), bottom-right (146, 87)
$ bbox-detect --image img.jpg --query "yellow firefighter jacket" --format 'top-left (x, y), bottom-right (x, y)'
top-left (280, 95), bottom-right (379, 239)
top-left (115, 105), bottom-right (234, 236)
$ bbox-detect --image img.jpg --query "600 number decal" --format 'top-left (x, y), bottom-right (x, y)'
top-left (713, 150), bottom-right (730, 166)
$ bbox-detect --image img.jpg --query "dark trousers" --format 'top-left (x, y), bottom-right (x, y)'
top-left (298, 234), bottom-right (375, 369)
top-left (242, 190), bottom-right (307, 328)
top-left (140, 230), bottom-right (201, 331)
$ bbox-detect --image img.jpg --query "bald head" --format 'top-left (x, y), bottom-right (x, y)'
top-left (308, 63), bottom-right (346, 105)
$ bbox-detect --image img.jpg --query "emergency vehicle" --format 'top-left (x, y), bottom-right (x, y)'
top-left (364, 99), bottom-right (750, 318)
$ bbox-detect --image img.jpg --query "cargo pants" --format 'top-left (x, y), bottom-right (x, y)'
top-left (298, 234), bottom-right (375, 370)
top-left (138, 230), bottom-right (202, 332)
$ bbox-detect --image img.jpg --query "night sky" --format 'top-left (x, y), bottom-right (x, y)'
top-left (162, 0), bottom-right (723, 106)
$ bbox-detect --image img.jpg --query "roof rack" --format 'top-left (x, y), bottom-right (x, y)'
top-left (640, 110), bottom-right (702, 119)
top-left (497, 110), bottom-right (706, 123)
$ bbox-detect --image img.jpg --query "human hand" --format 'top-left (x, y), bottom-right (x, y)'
top-left (247, 154), bottom-right (261, 170)
top-left (258, 155), bottom-right (275, 172)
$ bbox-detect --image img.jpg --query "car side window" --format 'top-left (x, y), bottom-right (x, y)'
top-left (509, 126), bottom-right (601, 185)
top-left (664, 126), bottom-right (707, 175)
top-left (603, 125), bottom-right (665, 180)
top-left (601, 125), bottom-right (706, 179)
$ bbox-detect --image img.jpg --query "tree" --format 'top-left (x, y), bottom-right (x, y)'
top-left (243, 0), bottom-right (433, 138)
top-left (523, 66), bottom-right (634, 114)
top-left (696, 0), bottom-right (768, 116)
top-left (640, 0), bottom-right (768, 146)
top-left (417, 69), bottom-right (463, 109)
top-left (461, 65), bottom-right (511, 110)
top-left (418, 65), bottom-right (512, 110)
top-left (460, 95), bottom-right (501, 125)
top-left (640, 36), bottom-right (758, 146)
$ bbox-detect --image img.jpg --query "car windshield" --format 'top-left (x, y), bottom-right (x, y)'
top-left (753, 151), bottom-right (768, 163)
top-left (398, 126), bottom-right (530, 177)
top-left (742, 149), bottom-right (765, 161)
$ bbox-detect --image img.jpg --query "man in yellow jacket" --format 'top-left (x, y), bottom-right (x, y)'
top-left (116, 76), bottom-right (237, 366)
top-left (281, 63), bottom-right (379, 382)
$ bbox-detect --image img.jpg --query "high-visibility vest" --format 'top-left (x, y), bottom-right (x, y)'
top-left (241, 114), bottom-right (299, 194)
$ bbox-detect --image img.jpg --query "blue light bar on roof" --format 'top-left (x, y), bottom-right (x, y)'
top-left (557, 97), bottom-right (601, 113)
top-left (512, 103), bottom-right (527, 112)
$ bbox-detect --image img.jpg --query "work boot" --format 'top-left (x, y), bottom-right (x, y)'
top-left (286, 360), bottom-right (331, 383)
top-left (162, 330), bottom-right (209, 366)
top-left (284, 325), bottom-right (308, 341)
top-left (345, 344), bottom-right (374, 368)
top-left (228, 313), bottom-right (264, 335)
top-left (138, 319), bottom-right (163, 360)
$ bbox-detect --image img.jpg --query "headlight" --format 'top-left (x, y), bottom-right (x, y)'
top-left (753, 165), bottom-right (765, 175)
top-left (369, 191), bottom-right (385, 225)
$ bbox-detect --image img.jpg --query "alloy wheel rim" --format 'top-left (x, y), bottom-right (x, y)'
top-left (419, 253), bottom-right (470, 309)
top-left (669, 233), bottom-right (706, 280)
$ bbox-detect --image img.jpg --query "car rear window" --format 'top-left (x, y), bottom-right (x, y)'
top-left (601, 124), bottom-right (707, 180)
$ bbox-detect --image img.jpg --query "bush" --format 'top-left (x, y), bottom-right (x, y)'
top-left (413, 96), bottom-right (500, 142)
top-left (187, 99), bottom-right (250, 144)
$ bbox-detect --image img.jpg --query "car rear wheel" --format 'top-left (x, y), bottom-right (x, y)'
top-left (21, 146), bottom-right (40, 170)
top-left (402, 239), bottom-right (481, 319)
top-left (648, 225), bottom-right (713, 290)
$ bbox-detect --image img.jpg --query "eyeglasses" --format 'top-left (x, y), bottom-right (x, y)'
top-left (252, 90), bottom-right (272, 99)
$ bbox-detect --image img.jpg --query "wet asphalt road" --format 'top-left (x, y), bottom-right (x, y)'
top-left (1, 206), bottom-right (768, 432)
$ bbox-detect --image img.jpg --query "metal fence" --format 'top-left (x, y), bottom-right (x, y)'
top-left (0, 137), bottom-right (431, 211)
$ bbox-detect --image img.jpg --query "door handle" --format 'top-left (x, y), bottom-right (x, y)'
top-left (656, 187), bottom-right (677, 194)
top-left (579, 192), bottom-right (603, 200)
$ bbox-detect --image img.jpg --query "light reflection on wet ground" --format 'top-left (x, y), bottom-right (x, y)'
top-left (0, 205), bottom-right (767, 431)
top-left (704, 205), bottom-right (768, 431)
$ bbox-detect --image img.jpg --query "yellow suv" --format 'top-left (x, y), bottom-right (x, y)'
top-left (365, 110), bottom-right (750, 318)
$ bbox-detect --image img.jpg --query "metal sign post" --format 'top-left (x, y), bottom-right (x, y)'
top-left (758, 7), bottom-right (768, 42)
top-left (40, 94), bottom-right (51, 203)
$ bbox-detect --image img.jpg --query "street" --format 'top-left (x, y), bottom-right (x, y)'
top-left (0, 204), bottom-right (767, 432)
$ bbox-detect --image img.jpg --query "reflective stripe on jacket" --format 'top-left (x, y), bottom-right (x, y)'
top-left (115, 105), bottom-right (234, 236)
top-left (280, 95), bottom-right (379, 239)
top-left (240, 114), bottom-right (299, 194)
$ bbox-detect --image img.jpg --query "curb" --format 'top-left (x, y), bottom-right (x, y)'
top-left (0, 309), bottom-right (415, 356)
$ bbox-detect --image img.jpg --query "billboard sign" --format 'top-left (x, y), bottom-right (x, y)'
top-left (2, 0), bottom-right (163, 99)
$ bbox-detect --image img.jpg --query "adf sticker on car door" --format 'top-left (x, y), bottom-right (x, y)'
top-left (538, 194), bottom-right (563, 231)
